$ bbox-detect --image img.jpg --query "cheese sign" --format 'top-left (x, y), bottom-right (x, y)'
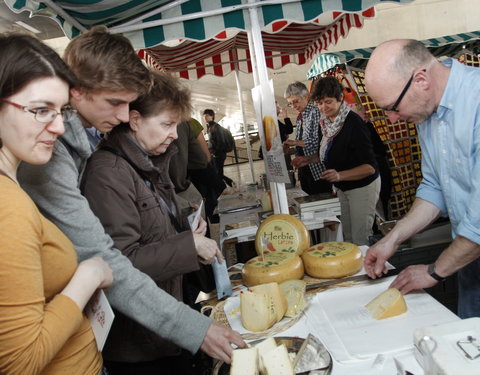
top-left (255, 214), bottom-right (310, 256)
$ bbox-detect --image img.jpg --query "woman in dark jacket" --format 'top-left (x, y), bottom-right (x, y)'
top-left (293, 77), bottom-right (380, 245)
top-left (81, 72), bottom-right (222, 374)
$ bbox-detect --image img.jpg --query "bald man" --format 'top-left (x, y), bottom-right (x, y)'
top-left (363, 39), bottom-right (480, 318)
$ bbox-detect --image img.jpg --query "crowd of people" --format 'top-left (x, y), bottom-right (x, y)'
top-left (0, 22), bottom-right (479, 375)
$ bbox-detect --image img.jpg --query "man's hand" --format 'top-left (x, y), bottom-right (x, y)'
top-left (389, 264), bottom-right (438, 294)
top-left (200, 321), bottom-right (246, 364)
top-left (364, 239), bottom-right (397, 279)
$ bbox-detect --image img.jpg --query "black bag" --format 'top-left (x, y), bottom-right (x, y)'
top-left (216, 125), bottom-right (235, 153)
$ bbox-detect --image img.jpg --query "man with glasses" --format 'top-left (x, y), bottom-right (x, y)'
top-left (364, 39), bottom-right (480, 318)
top-left (17, 26), bottom-right (245, 368)
top-left (283, 81), bottom-right (331, 195)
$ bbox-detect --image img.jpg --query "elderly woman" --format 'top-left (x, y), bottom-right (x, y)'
top-left (0, 34), bottom-right (112, 374)
top-left (283, 81), bottom-right (331, 195)
top-left (293, 77), bottom-right (380, 245)
top-left (81, 71), bottom-right (222, 374)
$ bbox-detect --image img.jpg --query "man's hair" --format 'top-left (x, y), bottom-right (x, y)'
top-left (310, 77), bottom-right (344, 102)
top-left (395, 40), bottom-right (435, 77)
top-left (203, 109), bottom-right (215, 119)
top-left (284, 81), bottom-right (309, 98)
top-left (63, 26), bottom-right (151, 96)
top-left (0, 33), bottom-right (76, 101)
top-left (130, 71), bottom-right (191, 121)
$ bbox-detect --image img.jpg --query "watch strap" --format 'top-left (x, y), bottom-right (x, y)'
top-left (427, 263), bottom-right (446, 282)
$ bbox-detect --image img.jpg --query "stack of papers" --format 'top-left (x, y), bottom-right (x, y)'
top-left (223, 220), bottom-right (258, 238)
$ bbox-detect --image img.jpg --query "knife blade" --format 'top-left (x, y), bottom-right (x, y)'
top-left (305, 268), bottom-right (400, 291)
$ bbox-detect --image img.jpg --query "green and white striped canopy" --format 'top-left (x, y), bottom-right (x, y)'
top-left (307, 30), bottom-right (480, 78)
top-left (5, 0), bottom-right (414, 50)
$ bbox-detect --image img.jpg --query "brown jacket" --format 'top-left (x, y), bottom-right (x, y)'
top-left (81, 125), bottom-right (199, 362)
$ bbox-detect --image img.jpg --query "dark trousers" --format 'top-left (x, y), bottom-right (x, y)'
top-left (213, 152), bottom-right (233, 186)
top-left (298, 165), bottom-right (332, 195)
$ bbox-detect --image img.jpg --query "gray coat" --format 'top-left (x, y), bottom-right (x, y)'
top-left (17, 115), bottom-right (211, 356)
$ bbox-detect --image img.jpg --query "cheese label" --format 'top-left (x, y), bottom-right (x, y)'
top-left (246, 252), bottom-right (294, 268)
top-left (306, 242), bottom-right (356, 258)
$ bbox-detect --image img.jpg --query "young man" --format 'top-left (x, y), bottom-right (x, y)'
top-left (18, 27), bottom-right (244, 363)
top-left (364, 39), bottom-right (480, 318)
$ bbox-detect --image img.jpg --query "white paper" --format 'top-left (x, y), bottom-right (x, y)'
top-left (85, 289), bottom-right (115, 351)
top-left (187, 200), bottom-right (203, 231)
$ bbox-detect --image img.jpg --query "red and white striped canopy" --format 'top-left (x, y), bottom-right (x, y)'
top-left (139, 8), bottom-right (375, 80)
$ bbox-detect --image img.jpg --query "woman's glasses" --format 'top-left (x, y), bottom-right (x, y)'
top-left (0, 97), bottom-right (77, 123)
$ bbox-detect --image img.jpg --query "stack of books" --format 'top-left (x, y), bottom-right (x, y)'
top-left (293, 193), bottom-right (341, 218)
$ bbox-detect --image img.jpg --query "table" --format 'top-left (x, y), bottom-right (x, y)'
top-left (217, 188), bottom-right (343, 266)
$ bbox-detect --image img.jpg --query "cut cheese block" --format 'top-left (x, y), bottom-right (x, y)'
top-left (230, 347), bottom-right (258, 375)
top-left (260, 344), bottom-right (295, 375)
top-left (255, 214), bottom-right (310, 256)
top-left (279, 279), bottom-right (307, 318)
top-left (365, 288), bottom-right (407, 320)
top-left (240, 290), bottom-right (277, 332)
top-left (250, 282), bottom-right (287, 323)
top-left (242, 253), bottom-right (304, 287)
top-left (255, 337), bottom-right (277, 374)
top-left (302, 241), bottom-right (362, 279)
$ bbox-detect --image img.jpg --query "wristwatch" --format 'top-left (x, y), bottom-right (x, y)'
top-left (427, 263), bottom-right (447, 282)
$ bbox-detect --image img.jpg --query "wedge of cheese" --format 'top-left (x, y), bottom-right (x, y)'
top-left (242, 253), bottom-right (304, 286)
top-left (255, 337), bottom-right (277, 374)
top-left (302, 241), bottom-right (362, 279)
top-left (240, 290), bottom-right (277, 332)
top-left (230, 347), bottom-right (258, 375)
top-left (279, 279), bottom-right (307, 317)
top-left (255, 214), bottom-right (310, 256)
top-left (260, 344), bottom-right (294, 375)
top-left (250, 282), bottom-right (287, 323)
top-left (365, 288), bottom-right (407, 320)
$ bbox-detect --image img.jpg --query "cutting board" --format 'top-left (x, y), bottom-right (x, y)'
top-left (307, 277), bottom-right (459, 360)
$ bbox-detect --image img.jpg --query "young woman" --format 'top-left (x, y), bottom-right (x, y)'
top-left (81, 71), bottom-right (222, 374)
top-left (0, 34), bottom-right (112, 374)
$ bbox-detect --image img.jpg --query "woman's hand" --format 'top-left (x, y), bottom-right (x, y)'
top-left (193, 233), bottom-right (223, 264)
top-left (321, 169), bottom-right (341, 183)
top-left (194, 216), bottom-right (208, 236)
top-left (291, 156), bottom-right (310, 169)
top-left (78, 257), bottom-right (114, 290)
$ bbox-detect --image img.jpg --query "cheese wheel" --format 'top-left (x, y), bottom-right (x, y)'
top-left (231, 347), bottom-right (258, 375)
top-left (263, 115), bottom-right (278, 151)
top-left (240, 290), bottom-right (277, 332)
top-left (279, 279), bottom-right (307, 317)
top-left (301, 241), bottom-right (362, 279)
top-left (242, 253), bottom-right (304, 286)
top-left (250, 282), bottom-right (288, 323)
top-left (255, 214), bottom-right (310, 256)
top-left (365, 288), bottom-right (407, 320)
top-left (260, 344), bottom-right (295, 375)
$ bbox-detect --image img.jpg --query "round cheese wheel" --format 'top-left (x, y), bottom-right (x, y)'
top-left (242, 252), bottom-right (304, 286)
top-left (255, 214), bottom-right (310, 256)
top-left (302, 241), bottom-right (363, 279)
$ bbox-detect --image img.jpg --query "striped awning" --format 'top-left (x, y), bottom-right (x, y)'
top-left (307, 30), bottom-right (480, 78)
top-left (5, 0), bottom-right (414, 49)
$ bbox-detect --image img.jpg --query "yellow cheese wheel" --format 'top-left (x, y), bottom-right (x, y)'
top-left (365, 288), bottom-right (407, 320)
top-left (301, 241), bottom-right (362, 279)
top-left (242, 252), bottom-right (304, 287)
top-left (240, 290), bottom-right (277, 332)
top-left (255, 214), bottom-right (310, 256)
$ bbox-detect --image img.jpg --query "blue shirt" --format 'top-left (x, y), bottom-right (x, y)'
top-left (416, 58), bottom-right (480, 244)
top-left (294, 101), bottom-right (324, 180)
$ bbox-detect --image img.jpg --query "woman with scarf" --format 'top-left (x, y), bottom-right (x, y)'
top-left (292, 76), bottom-right (380, 245)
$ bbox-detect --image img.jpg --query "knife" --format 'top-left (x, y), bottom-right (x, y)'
top-left (305, 268), bottom-right (400, 291)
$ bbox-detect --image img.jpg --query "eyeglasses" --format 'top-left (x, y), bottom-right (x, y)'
top-left (287, 99), bottom-right (300, 107)
top-left (382, 69), bottom-right (426, 113)
top-left (0, 98), bottom-right (77, 123)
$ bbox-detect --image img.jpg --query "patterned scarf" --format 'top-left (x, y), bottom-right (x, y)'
top-left (319, 101), bottom-right (350, 163)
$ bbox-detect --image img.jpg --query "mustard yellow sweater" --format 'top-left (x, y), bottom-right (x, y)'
top-left (0, 176), bottom-right (101, 374)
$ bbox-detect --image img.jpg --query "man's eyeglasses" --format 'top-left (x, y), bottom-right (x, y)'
top-left (287, 99), bottom-right (300, 107)
top-left (0, 98), bottom-right (77, 123)
top-left (382, 69), bottom-right (426, 113)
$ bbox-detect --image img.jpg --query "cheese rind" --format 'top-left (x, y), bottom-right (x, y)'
top-left (260, 344), bottom-right (294, 375)
top-left (279, 279), bottom-right (307, 317)
top-left (230, 347), bottom-right (258, 375)
top-left (242, 253), bottom-right (304, 286)
top-left (240, 290), bottom-right (277, 332)
top-left (255, 214), bottom-right (310, 256)
top-left (301, 241), bottom-right (362, 279)
top-left (249, 282), bottom-right (287, 323)
top-left (365, 288), bottom-right (407, 320)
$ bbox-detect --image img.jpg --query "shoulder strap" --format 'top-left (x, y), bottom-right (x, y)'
top-left (99, 146), bottom-right (183, 233)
